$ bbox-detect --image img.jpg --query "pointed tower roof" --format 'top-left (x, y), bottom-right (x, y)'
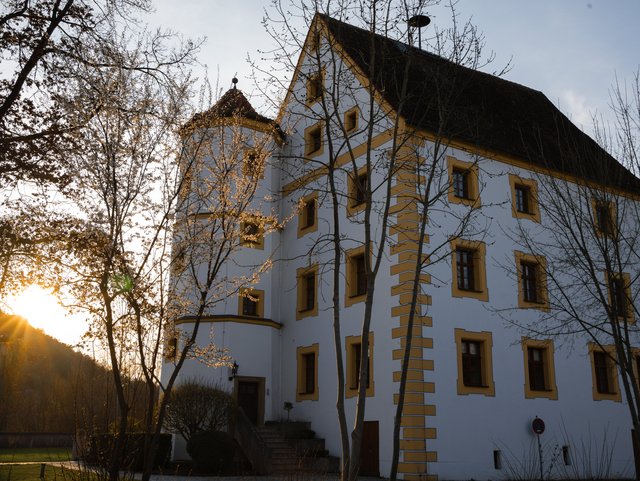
top-left (185, 79), bottom-right (278, 133)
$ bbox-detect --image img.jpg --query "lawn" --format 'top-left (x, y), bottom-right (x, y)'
top-left (0, 448), bottom-right (83, 481)
top-left (0, 448), bottom-right (71, 463)
top-left (0, 463), bottom-right (97, 481)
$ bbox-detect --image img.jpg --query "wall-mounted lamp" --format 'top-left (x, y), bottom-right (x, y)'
top-left (228, 361), bottom-right (239, 381)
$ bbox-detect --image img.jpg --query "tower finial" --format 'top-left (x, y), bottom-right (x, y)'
top-left (232, 76), bottom-right (238, 89)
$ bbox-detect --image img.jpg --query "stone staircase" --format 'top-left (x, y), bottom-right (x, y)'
top-left (255, 421), bottom-right (339, 474)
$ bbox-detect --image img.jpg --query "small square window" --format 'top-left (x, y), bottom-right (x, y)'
top-left (344, 108), bottom-right (358, 133)
top-left (296, 264), bottom-right (318, 320)
top-left (243, 150), bottom-right (263, 178)
top-left (304, 124), bottom-right (323, 157)
top-left (296, 344), bottom-right (319, 401)
top-left (240, 220), bottom-right (264, 249)
top-left (238, 288), bottom-right (264, 318)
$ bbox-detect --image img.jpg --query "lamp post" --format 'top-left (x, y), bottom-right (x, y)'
top-left (407, 14), bottom-right (431, 50)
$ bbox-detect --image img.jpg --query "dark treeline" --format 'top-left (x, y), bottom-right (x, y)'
top-left (0, 313), bottom-right (147, 434)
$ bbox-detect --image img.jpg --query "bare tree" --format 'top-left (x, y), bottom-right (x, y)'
top-left (259, 1), bottom-right (504, 479)
top-left (501, 69), bottom-right (640, 479)
top-left (0, 0), bottom-right (151, 189)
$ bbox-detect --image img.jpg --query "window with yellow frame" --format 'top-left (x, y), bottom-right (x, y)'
top-left (297, 193), bottom-right (318, 238)
top-left (345, 245), bottom-right (368, 307)
top-left (345, 333), bottom-right (374, 398)
top-left (240, 219), bottom-right (264, 249)
top-left (450, 239), bottom-right (488, 301)
top-left (347, 166), bottom-right (369, 216)
top-left (454, 329), bottom-right (495, 396)
top-left (447, 156), bottom-right (480, 207)
top-left (304, 123), bottom-right (324, 158)
top-left (515, 251), bottom-right (549, 310)
top-left (589, 343), bottom-right (621, 402)
top-left (344, 106), bottom-right (359, 134)
top-left (306, 71), bottom-right (323, 106)
top-left (606, 271), bottom-right (635, 323)
top-left (242, 149), bottom-right (264, 179)
top-left (296, 344), bottom-right (319, 401)
top-left (509, 174), bottom-right (540, 222)
top-left (592, 198), bottom-right (616, 238)
top-left (521, 338), bottom-right (558, 400)
top-left (238, 288), bottom-right (265, 318)
top-left (296, 264), bottom-right (318, 320)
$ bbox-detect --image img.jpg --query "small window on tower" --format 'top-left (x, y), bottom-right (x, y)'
top-left (238, 289), bottom-right (264, 318)
top-left (240, 220), bottom-right (264, 249)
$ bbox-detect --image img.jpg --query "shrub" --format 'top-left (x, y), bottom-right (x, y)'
top-left (186, 430), bottom-right (236, 474)
top-left (163, 380), bottom-right (236, 444)
top-left (87, 433), bottom-right (171, 471)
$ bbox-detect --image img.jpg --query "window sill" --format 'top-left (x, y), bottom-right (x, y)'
top-left (345, 293), bottom-right (366, 307)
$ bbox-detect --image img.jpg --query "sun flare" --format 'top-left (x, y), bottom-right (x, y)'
top-left (5, 285), bottom-right (87, 346)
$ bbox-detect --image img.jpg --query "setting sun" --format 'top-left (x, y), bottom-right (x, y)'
top-left (5, 285), bottom-right (88, 346)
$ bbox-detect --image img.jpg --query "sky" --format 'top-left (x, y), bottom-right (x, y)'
top-left (147, 0), bottom-right (640, 132)
top-left (9, 0), bottom-right (639, 348)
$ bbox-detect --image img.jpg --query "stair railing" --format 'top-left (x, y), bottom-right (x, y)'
top-left (232, 407), bottom-right (272, 474)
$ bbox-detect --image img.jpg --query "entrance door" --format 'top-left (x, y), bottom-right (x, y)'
top-left (236, 378), bottom-right (263, 426)
top-left (360, 420), bottom-right (380, 477)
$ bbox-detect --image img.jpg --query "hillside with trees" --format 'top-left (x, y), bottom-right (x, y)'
top-left (0, 312), bottom-right (146, 434)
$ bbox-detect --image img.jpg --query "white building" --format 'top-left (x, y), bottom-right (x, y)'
top-left (162, 13), bottom-right (640, 480)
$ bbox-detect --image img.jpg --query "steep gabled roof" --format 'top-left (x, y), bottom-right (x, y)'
top-left (319, 14), bottom-right (640, 193)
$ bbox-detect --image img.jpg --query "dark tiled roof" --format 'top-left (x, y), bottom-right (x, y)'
top-left (320, 14), bottom-right (640, 193)
top-left (187, 87), bottom-right (276, 129)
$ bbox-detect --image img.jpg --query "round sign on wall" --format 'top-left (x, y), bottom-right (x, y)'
top-left (532, 417), bottom-right (545, 434)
